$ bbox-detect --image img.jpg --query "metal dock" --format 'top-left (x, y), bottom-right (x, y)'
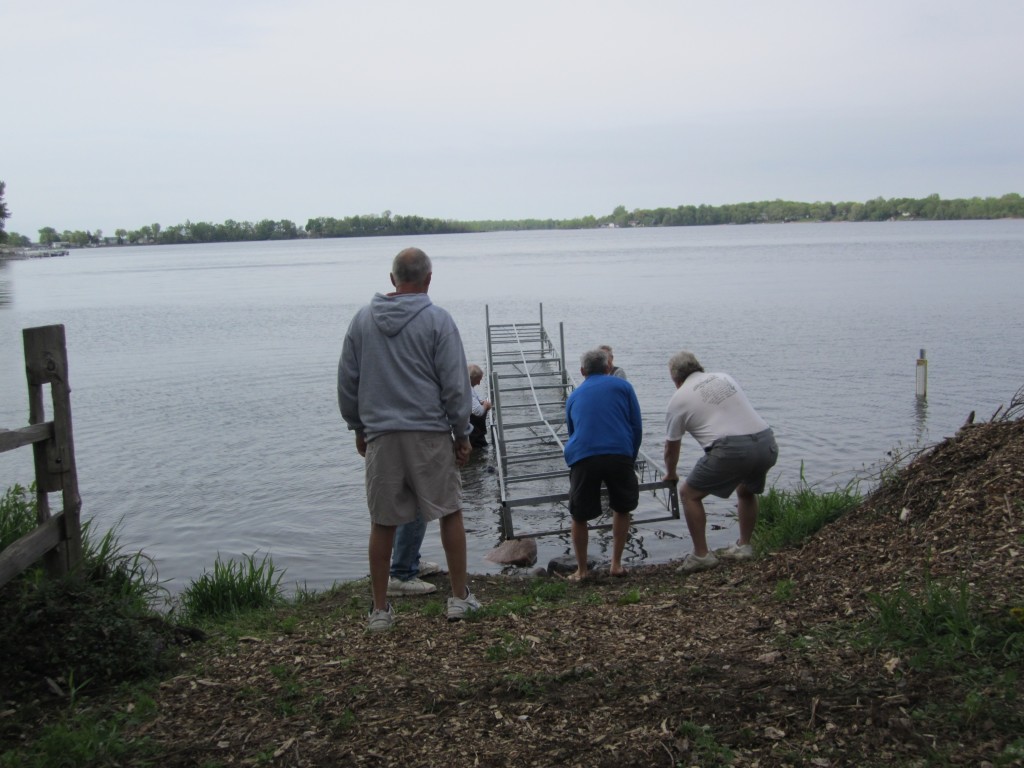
top-left (483, 304), bottom-right (679, 540)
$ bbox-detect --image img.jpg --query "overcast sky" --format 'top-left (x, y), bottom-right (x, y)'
top-left (3, 0), bottom-right (1022, 238)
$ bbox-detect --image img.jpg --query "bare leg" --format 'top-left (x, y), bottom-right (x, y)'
top-left (680, 482), bottom-right (710, 556)
top-left (736, 484), bottom-right (759, 546)
top-left (439, 510), bottom-right (468, 598)
top-left (569, 518), bottom-right (589, 580)
top-left (369, 522), bottom-right (397, 611)
top-left (610, 510), bottom-right (630, 575)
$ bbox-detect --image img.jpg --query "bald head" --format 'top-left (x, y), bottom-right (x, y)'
top-left (391, 248), bottom-right (432, 292)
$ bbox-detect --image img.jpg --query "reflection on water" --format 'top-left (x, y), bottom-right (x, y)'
top-left (914, 395), bottom-right (929, 444)
top-left (0, 259), bottom-right (10, 307)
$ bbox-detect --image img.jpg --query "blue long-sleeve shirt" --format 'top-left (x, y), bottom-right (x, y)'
top-left (563, 373), bottom-right (643, 466)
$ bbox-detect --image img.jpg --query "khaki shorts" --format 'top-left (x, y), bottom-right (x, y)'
top-left (364, 431), bottom-right (462, 526)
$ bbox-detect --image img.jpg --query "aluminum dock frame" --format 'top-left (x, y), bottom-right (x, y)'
top-left (484, 304), bottom-right (679, 540)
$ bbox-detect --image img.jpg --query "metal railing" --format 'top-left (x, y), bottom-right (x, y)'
top-left (484, 305), bottom-right (678, 540)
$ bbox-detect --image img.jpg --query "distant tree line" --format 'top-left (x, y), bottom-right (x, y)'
top-left (618, 193), bottom-right (1024, 228)
top-left (5, 192), bottom-right (1023, 248)
top-left (306, 211), bottom-right (470, 238)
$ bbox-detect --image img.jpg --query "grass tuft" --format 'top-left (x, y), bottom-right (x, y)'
top-left (475, 579), bottom-right (570, 619)
top-left (177, 552), bottom-right (285, 621)
top-left (861, 574), bottom-right (1024, 669)
top-left (853, 574), bottom-right (1024, 740)
top-left (80, 517), bottom-right (167, 611)
top-left (754, 469), bottom-right (860, 554)
top-left (617, 588), bottom-right (642, 605)
top-left (675, 720), bottom-right (735, 764)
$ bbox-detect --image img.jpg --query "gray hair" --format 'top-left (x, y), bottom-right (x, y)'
top-left (668, 351), bottom-right (704, 384)
top-left (468, 363), bottom-right (483, 382)
top-left (391, 247), bottom-right (432, 285)
top-left (580, 348), bottom-right (610, 376)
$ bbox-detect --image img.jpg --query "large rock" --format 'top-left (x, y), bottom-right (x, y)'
top-left (485, 538), bottom-right (538, 566)
top-left (547, 554), bottom-right (597, 576)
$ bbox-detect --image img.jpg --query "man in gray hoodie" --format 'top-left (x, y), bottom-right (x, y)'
top-left (338, 247), bottom-right (481, 631)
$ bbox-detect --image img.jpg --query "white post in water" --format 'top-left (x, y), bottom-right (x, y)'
top-left (916, 349), bottom-right (928, 399)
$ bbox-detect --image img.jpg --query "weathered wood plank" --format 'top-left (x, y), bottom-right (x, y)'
top-left (0, 515), bottom-right (62, 588)
top-left (0, 423), bottom-right (53, 454)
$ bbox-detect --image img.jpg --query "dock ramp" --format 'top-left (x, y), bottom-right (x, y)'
top-left (483, 305), bottom-right (679, 540)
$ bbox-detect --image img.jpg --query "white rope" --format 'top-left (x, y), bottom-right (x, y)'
top-left (506, 321), bottom-right (566, 450)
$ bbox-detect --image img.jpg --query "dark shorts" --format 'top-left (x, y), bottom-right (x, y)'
top-left (687, 428), bottom-right (778, 498)
top-left (469, 413), bottom-right (488, 448)
top-left (568, 454), bottom-right (639, 522)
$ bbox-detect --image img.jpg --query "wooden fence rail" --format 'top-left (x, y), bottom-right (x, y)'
top-left (0, 324), bottom-right (83, 588)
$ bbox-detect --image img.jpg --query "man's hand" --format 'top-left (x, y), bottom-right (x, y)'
top-left (454, 436), bottom-right (472, 466)
top-left (663, 439), bottom-right (681, 485)
top-left (482, 400), bottom-right (492, 413)
top-left (355, 432), bottom-right (367, 457)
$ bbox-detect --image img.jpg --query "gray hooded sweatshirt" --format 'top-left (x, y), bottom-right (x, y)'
top-left (338, 292), bottom-right (472, 441)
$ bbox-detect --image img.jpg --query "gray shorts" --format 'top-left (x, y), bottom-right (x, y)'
top-left (687, 428), bottom-right (778, 498)
top-left (364, 431), bottom-right (462, 526)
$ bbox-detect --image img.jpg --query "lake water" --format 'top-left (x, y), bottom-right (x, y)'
top-left (2, 221), bottom-right (1022, 595)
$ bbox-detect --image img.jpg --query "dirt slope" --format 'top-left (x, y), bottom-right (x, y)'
top-left (121, 414), bottom-right (1024, 767)
top-left (2, 408), bottom-right (1022, 766)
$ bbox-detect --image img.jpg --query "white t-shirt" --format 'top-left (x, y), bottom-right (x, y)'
top-left (471, 387), bottom-right (487, 417)
top-left (665, 372), bottom-right (769, 449)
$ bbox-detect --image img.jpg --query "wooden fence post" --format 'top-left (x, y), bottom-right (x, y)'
top-left (22, 324), bottom-right (83, 577)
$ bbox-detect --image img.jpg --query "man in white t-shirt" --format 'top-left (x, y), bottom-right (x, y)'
top-left (468, 364), bottom-right (492, 448)
top-left (663, 351), bottom-right (778, 573)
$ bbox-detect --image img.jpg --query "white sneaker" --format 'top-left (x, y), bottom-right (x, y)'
top-left (387, 576), bottom-right (438, 597)
top-left (676, 552), bottom-right (720, 574)
top-left (417, 561), bottom-right (442, 578)
top-left (446, 588), bottom-right (482, 621)
top-left (716, 542), bottom-right (754, 560)
top-left (367, 603), bottom-right (395, 632)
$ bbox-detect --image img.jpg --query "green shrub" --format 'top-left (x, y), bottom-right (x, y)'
top-left (0, 574), bottom-right (179, 700)
top-left (0, 482), bottom-right (37, 551)
top-left (2, 485), bottom-right (163, 610)
top-left (178, 552), bottom-right (284, 621)
top-left (1, 488), bottom-right (176, 700)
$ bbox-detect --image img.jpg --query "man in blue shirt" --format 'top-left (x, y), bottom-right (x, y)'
top-left (563, 348), bottom-right (643, 580)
